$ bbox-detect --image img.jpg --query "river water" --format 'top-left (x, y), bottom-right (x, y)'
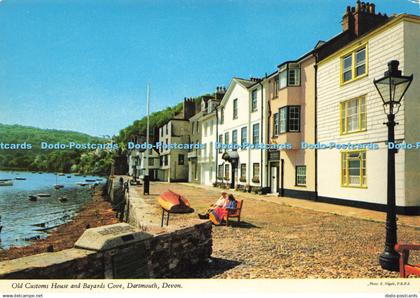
top-left (0, 171), bottom-right (105, 249)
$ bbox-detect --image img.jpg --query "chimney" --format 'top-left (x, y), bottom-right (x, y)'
top-left (183, 97), bottom-right (196, 120)
top-left (341, 1), bottom-right (388, 37)
top-left (214, 86), bottom-right (226, 100)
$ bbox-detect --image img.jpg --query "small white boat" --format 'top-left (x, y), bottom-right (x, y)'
top-left (0, 179), bottom-right (13, 186)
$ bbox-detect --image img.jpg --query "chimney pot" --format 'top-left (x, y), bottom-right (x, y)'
top-left (370, 3), bottom-right (375, 14)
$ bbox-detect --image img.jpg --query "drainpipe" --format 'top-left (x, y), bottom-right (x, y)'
top-left (267, 84), bottom-right (272, 193)
top-left (314, 55), bottom-right (319, 201)
top-left (215, 106), bottom-right (219, 185)
top-left (258, 77), bottom-right (265, 190)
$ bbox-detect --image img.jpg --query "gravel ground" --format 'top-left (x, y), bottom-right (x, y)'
top-left (141, 182), bottom-right (419, 279)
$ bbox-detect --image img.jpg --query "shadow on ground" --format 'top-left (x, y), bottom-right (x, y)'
top-left (223, 221), bottom-right (259, 229)
top-left (169, 257), bottom-right (242, 278)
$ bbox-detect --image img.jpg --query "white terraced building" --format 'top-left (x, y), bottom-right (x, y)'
top-left (316, 12), bottom-right (420, 215)
top-left (216, 78), bottom-right (269, 191)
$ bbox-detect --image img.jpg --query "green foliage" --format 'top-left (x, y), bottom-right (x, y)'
top-left (115, 103), bottom-right (183, 146)
top-left (0, 123), bottom-right (111, 175)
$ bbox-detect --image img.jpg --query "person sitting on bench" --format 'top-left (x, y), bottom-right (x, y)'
top-left (198, 191), bottom-right (228, 219)
top-left (209, 194), bottom-right (237, 225)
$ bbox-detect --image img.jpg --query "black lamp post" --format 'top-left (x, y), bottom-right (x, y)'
top-left (373, 60), bottom-right (413, 271)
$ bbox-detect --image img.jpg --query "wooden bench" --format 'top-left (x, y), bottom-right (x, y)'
top-left (395, 243), bottom-right (420, 278)
top-left (224, 200), bottom-right (243, 226)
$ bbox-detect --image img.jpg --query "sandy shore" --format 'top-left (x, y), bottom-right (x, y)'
top-left (0, 185), bottom-right (118, 261)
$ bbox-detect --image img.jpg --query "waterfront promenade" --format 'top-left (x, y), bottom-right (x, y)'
top-left (126, 180), bottom-right (419, 278)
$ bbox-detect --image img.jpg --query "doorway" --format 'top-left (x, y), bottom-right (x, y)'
top-left (270, 165), bottom-right (279, 194)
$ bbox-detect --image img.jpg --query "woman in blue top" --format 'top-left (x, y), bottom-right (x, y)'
top-left (209, 194), bottom-right (237, 225)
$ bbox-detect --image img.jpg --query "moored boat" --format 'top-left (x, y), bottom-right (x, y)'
top-left (158, 190), bottom-right (194, 213)
top-left (37, 193), bottom-right (51, 197)
top-left (54, 184), bottom-right (64, 189)
top-left (29, 195), bottom-right (38, 201)
top-left (59, 196), bottom-right (68, 202)
top-left (85, 179), bottom-right (96, 182)
top-left (76, 182), bottom-right (88, 186)
top-left (0, 179), bottom-right (13, 186)
top-left (15, 177), bottom-right (26, 180)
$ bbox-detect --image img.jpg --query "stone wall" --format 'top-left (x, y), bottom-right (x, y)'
top-left (0, 221), bottom-right (212, 279)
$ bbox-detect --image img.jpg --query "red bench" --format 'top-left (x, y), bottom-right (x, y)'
top-left (395, 243), bottom-right (420, 278)
top-left (224, 200), bottom-right (243, 226)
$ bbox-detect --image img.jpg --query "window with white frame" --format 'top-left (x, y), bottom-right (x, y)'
top-left (218, 165), bottom-right (223, 178)
top-left (240, 164), bottom-right (246, 181)
top-left (224, 164), bottom-right (230, 180)
top-left (279, 66), bottom-right (287, 89)
top-left (252, 123), bottom-right (259, 144)
top-left (241, 127), bottom-right (247, 149)
top-left (273, 76), bottom-right (279, 98)
top-left (288, 63), bottom-right (300, 86)
top-left (232, 130), bottom-right (237, 149)
top-left (251, 90), bottom-right (258, 112)
top-left (252, 163), bottom-right (260, 182)
top-left (296, 166), bottom-right (306, 186)
top-left (233, 99), bottom-right (238, 119)
top-left (273, 112), bottom-right (279, 136)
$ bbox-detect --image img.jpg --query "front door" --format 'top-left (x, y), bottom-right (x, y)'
top-left (271, 166), bottom-right (278, 194)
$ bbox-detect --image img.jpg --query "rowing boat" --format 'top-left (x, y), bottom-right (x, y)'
top-left (158, 190), bottom-right (194, 213)
top-left (0, 179), bottom-right (13, 186)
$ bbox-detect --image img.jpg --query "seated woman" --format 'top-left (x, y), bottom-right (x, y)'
top-left (209, 194), bottom-right (237, 225)
top-left (198, 191), bottom-right (228, 219)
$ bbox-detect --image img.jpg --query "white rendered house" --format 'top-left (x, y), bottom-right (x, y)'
top-left (216, 78), bottom-right (269, 191)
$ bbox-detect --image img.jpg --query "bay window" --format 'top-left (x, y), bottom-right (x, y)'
top-left (279, 106), bottom-right (301, 133)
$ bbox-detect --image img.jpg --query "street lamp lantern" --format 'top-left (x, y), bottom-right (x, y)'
top-left (374, 60), bottom-right (413, 114)
top-left (373, 60), bottom-right (413, 272)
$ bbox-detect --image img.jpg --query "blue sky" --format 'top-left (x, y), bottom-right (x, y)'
top-left (0, 0), bottom-right (418, 137)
